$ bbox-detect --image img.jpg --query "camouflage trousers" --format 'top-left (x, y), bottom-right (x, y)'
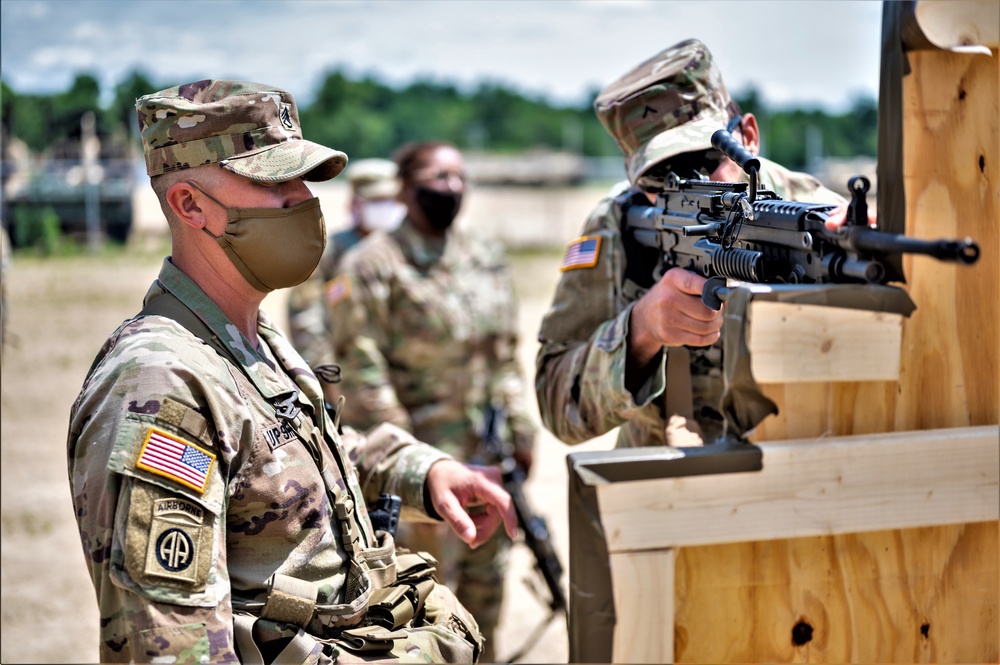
top-left (396, 521), bottom-right (510, 663)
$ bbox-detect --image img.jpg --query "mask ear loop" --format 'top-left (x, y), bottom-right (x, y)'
top-left (184, 180), bottom-right (232, 240)
top-left (185, 180), bottom-right (229, 210)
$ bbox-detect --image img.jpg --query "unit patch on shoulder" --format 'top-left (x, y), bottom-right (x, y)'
top-left (136, 427), bottom-right (215, 495)
top-left (325, 274), bottom-right (352, 307)
top-left (145, 497), bottom-right (206, 584)
top-left (560, 236), bottom-right (601, 271)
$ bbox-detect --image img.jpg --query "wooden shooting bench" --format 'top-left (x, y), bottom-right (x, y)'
top-left (566, 3), bottom-right (999, 662)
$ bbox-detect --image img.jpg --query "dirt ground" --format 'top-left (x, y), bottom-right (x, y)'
top-left (0, 231), bottom-right (614, 663)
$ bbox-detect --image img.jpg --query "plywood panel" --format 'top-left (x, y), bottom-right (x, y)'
top-left (896, 47), bottom-right (999, 432)
top-left (753, 47), bottom-right (998, 441)
top-left (673, 523), bottom-right (999, 663)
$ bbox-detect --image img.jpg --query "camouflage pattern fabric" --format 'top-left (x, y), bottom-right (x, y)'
top-left (67, 257), bottom-right (488, 663)
top-left (535, 157), bottom-right (845, 449)
top-left (287, 227), bottom-right (366, 372)
top-left (329, 218), bottom-right (536, 659)
top-left (594, 39), bottom-right (734, 184)
top-left (136, 80), bottom-right (347, 182)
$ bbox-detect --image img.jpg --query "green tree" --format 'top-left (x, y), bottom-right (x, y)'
top-left (111, 71), bottom-right (158, 139)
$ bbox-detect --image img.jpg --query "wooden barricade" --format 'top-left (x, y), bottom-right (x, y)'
top-left (567, 7), bottom-right (999, 662)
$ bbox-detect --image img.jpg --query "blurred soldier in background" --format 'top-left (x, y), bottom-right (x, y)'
top-left (329, 141), bottom-right (537, 661)
top-left (286, 158), bottom-right (404, 389)
top-left (1, 223), bottom-right (9, 363)
top-left (67, 80), bottom-right (516, 664)
top-left (535, 39), bottom-right (846, 450)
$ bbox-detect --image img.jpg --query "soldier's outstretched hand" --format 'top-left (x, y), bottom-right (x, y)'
top-left (425, 460), bottom-right (518, 549)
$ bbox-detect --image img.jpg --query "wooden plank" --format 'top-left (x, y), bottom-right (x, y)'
top-left (748, 301), bottom-right (903, 383)
top-left (597, 426), bottom-right (998, 552)
top-left (673, 523), bottom-right (999, 663)
top-left (609, 549), bottom-right (675, 664)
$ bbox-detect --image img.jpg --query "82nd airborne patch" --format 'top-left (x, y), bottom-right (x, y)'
top-left (144, 497), bottom-right (207, 586)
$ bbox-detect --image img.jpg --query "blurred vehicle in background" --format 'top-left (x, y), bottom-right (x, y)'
top-left (1, 158), bottom-right (135, 248)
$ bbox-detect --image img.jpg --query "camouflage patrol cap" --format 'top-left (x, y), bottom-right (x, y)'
top-left (346, 158), bottom-right (399, 199)
top-left (595, 39), bottom-right (733, 184)
top-left (136, 80), bottom-right (347, 182)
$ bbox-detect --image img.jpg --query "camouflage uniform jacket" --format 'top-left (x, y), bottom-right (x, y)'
top-left (286, 226), bottom-right (366, 370)
top-left (331, 219), bottom-right (536, 461)
top-left (536, 157), bottom-right (845, 448)
top-left (67, 258), bottom-right (451, 663)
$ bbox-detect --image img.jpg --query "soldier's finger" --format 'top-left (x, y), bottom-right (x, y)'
top-left (472, 476), bottom-right (517, 539)
top-left (662, 266), bottom-right (707, 296)
top-left (435, 493), bottom-right (479, 545)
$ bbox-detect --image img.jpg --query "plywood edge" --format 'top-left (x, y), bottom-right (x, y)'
top-left (597, 425), bottom-right (999, 552)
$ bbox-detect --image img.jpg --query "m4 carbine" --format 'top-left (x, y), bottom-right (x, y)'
top-left (480, 404), bottom-right (566, 663)
top-left (625, 129), bottom-right (980, 309)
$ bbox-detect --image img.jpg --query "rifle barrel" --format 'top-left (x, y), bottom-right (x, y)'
top-left (851, 229), bottom-right (980, 264)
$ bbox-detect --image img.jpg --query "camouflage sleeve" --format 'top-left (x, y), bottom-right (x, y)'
top-left (68, 324), bottom-right (238, 663)
top-left (343, 423), bottom-right (452, 523)
top-left (535, 196), bottom-right (667, 445)
top-left (328, 251), bottom-right (412, 433)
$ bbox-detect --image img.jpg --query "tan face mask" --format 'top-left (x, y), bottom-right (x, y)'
top-left (188, 181), bottom-right (327, 292)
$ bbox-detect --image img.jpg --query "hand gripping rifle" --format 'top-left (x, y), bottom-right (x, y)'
top-left (624, 129), bottom-right (981, 309)
top-left (480, 404), bottom-right (567, 663)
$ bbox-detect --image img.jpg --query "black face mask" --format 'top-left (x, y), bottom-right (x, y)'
top-left (415, 186), bottom-right (462, 230)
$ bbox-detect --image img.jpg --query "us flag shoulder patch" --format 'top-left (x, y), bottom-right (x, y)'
top-left (560, 235), bottom-right (601, 271)
top-left (325, 274), bottom-right (352, 307)
top-left (136, 427), bottom-right (215, 494)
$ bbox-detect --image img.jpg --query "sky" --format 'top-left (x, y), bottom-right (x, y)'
top-left (1, 0), bottom-right (885, 112)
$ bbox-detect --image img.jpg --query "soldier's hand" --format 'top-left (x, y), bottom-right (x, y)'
top-left (426, 460), bottom-right (517, 548)
top-left (824, 203), bottom-right (877, 231)
top-left (628, 267), bottom-right (724, 366)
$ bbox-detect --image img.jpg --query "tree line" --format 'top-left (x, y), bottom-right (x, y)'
top-left (1, 70), bottom-right (877, 172)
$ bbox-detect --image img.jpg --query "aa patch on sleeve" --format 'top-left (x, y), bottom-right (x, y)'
top-left (135, 427), bottom-right (215, 495)
top-left (325, 274), bottom-right (352, 307)
top-left (125, 483), bottom-right (214, 595)
top-left (560, 235), bottom-right (601, 271)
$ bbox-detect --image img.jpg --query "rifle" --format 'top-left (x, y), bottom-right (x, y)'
top-left (625, 129), bottom-right (981, 310)
top-left (480, 404), bottom-right (567, 663)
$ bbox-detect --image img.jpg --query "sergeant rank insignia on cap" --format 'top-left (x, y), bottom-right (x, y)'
top-left (135, 427), bottom-right (215, 494)
top-left (560, 235), bottom-right (601, 271)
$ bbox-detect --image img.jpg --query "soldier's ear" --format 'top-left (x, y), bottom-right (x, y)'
top-left (739, 113), bottom-right (761, 156)
top-left (166, 181), bottom-right (210, 230)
